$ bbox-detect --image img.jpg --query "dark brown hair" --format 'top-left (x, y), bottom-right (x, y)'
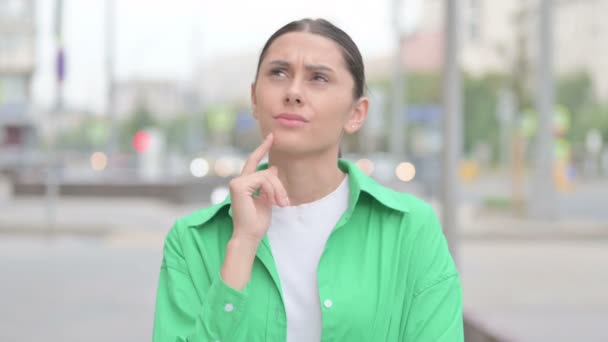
top-left (255, 18), bottom-right (366, 99)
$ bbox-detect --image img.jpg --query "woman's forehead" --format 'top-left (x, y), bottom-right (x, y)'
top-left (261, 32), bottom-right (345, 68)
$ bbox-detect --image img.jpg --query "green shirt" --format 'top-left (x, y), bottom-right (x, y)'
top-left (153, 159), bottom-right (463, 342)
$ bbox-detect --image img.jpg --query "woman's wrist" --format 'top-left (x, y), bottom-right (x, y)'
top-left (227, 235), bottom-right (260, 257)
top-left (230, 231), bottom-right (263, 250)
top-left (220, 236), bottom-right (260, 290)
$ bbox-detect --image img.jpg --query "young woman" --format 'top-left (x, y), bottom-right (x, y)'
top-left (153, 18), bottom-right (463, 342)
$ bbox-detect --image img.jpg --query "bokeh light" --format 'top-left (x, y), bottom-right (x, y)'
top-left (211, 186), bottom-right (230, 204)
top-left (396, 162), bottom-right (416, 182)
top-left (90, 152), bottom-right (108, 171)
top-left (214, 157), bottom-right (234, 177)
top-left (133, 130), bottom-right (151, 153)
top-left (356, 158), bottom-right (375, 176)
top-left (190, 158), bottom-right (209, 178)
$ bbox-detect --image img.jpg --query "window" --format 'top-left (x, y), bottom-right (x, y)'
top-left (0, 0), bottom-right (23, 18)
top-left (468, 0), bottom-right (482, 42)
top-left (0, 75), bottom-right (27, 105)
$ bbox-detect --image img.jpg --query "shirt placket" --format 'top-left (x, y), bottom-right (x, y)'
top-left (317, 208), bottom-right (355, 342)
top-left (257, 235), bottom-right (287, 341)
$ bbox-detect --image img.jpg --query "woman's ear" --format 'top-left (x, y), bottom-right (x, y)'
top-left (251, 82), bottom-right (258, 119)
top-left (344, 97), bottom-right (369, 134)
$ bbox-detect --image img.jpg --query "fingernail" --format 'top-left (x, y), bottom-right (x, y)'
top-left (283, 196), bottom-right (290, 206)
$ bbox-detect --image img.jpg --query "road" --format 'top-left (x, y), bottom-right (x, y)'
top-left (461, 240), bottom-right (608, 342)
top-left (1, 236), bottom-right (607, 341)
top-left (0, 236), bottom-right (162, 342)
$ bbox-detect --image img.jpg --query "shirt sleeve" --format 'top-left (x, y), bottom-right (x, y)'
top-left (400, 205), bottom-right (464, 341)
top-left (153, 221), bottom-right (249, 342)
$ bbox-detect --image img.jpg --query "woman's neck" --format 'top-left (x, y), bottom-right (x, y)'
top-left (268, 150), bottom-right (345, 206)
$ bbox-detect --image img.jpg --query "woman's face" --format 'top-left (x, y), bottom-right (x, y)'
top-left (252, 32), bottom-right (368, 156)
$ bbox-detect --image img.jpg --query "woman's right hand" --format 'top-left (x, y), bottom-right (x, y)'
top-left (228, 133), bottom-right (289, 244)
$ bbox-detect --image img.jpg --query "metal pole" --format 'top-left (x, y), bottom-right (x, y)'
top-left (106, 0), bottom-right (116, 165)
top-left (46, 0), bottom-right (64, 233)
top-left (441, 0), bottom-right (462, 264)
top-left (53, 1), bottom-right (64, 103)
top-left (531, 0), bottom-right (556, 219)
top-left (188, 26), bottom-right (200, 154)
top-left (497, 88), bottom-right (515, 168)
top-left (390, 0), bottom-right (407, 158)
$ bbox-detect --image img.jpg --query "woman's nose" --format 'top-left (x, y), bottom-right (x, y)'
top-left (284, 81), bottom-right (304, 105)
top-left (284, 93), bottom-right (302, 105)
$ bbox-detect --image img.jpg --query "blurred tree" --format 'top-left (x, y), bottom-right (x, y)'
top-left (57, 117), bottom-right (108, 151)
top-left (371, 72), bottom-right (504, 163)
top-left (463, 74), bottom-right (504, 163)
top-left (119, 104), bottom-right (157, 152)
top-left (357, 69), bottom-right (606, 164)
top-left (160, 111), bottom-right (209, 154)
top-left (574, 104), bottom-right (608, 143)
top-left (510, 4), bottom-right (534, 112)
top-left (554, 71), bottom-right (603, 145)
top-left (406, 73), bottom-right (442, 104)
top-left (369, 73), bottom-right (442, 104)
top-left (556, 71), bottom-right (594, 113)
top-left (162, 115), bottom-right (191, 153)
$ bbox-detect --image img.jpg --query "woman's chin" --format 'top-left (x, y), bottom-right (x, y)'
top-left (269, 134), bottom-right (310, 154)
top-left (272, 141), bottom-right (306, 154)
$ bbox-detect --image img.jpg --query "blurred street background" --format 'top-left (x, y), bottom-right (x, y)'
top-left (1, 0), bottom-right (607, 341)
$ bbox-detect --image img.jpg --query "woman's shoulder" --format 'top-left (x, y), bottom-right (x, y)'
top-left (165, 200), bottom-right (232, 240)
top-left (178, 199), bottom-right (231, 228)
top-left (360, 176), bottom-right (435, 218)
top-left (359, 179), bottom-right (442, 241)
top-left (162, 201), bottom-right (233, 260)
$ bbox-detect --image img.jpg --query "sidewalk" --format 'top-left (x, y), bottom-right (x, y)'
top-left (458, 204), bottom-right (608, 240)
top-left (460, 239), bottom-right (608, 342)
top-left (0, 196), bottom-right (204, 238)
top-left (2, 196), bottom-right (607, 341)
top-left (1, 196), bottom-right (607, 241)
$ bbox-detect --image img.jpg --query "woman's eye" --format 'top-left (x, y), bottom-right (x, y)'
top-left (312, 74), bottom-right (329, 82)
top-left (270, 69), bottom-right (287, 77)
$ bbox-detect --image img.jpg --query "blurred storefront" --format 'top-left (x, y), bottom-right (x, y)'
top-left (0, 0), bottom-right (38, 175)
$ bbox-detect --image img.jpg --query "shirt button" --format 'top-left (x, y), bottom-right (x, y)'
top-left (224, 303), bottom-right (234, 312)
top-left (324, 299), bottom-right (333, 309)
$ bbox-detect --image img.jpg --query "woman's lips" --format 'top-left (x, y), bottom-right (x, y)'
top-left (274, 113), bottom-right (308, 127)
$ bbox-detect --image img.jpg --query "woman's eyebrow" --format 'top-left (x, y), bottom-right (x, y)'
top-left (268, 60), bottom-right (290, 68)
top-left (306, 64), bottom-right (334, 73)
top-left (267, 60), bottom-right (334, 73)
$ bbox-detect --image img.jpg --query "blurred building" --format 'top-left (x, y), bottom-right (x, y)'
top-left (0, 0), bottom-right (37, 172)
top-left (367, 0), bottom-right (608, 101)
top-left (553, 0), bottom-right (608, 100)
top-left (195, 52), bottom-right (258, 105)
top-left (456, 0), bottom-right (608, 100)
top-left (188, 1), bottom-right (608, 104)
top-left (114, 79), bottom-right (188, 122)
top-left (366, 0), bottom-right (522, 78)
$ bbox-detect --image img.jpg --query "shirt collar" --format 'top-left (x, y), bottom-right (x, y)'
top-left (185, 159), bottom-right (410, 228)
